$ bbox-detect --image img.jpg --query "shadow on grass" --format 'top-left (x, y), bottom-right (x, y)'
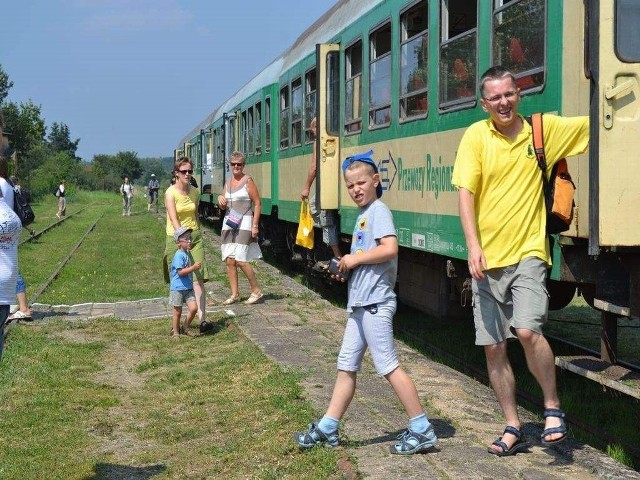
top-left (84, 463), bottom-right (165, 479)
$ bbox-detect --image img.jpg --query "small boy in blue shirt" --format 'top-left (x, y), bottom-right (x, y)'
top-left (294, 151), bottom-right (438, 454)
top-left (169, 226), bottom-right (201, 338)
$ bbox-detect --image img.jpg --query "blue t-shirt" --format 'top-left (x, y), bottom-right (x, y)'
top-left (170, 249), bottom-right (193, 291)
top-left (347, 199), bottom-right (397, 311)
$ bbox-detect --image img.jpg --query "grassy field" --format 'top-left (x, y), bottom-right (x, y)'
top-left (0, 192), bottom-right (345, 479)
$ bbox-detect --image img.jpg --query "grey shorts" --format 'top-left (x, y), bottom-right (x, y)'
top-left (309, 194), bottom-right (338, 246)
top-left (472, 256), bottom-right (549, 345)
top-left (337, 299), bottom-right (399, 376)
top-left (169, 289), bottom-right (196, 307)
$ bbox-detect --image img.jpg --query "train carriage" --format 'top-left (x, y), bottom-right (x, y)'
top-left (177, 0), bottom-right (640, 370)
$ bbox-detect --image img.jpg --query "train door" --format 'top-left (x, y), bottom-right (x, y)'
top-left (590, 0), bottom-right (640, 252)
top-left (315, 44), bottom-right (341, 209)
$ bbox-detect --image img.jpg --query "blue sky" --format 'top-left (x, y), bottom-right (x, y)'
top-left (1, 0), bottom-right (334, 161)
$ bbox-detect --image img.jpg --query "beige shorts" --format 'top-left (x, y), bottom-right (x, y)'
top-left (472, 256), bottom-right (549, 345)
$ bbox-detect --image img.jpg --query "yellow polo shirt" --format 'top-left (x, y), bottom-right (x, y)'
top-left (451, 114), bottom-right (588, 269)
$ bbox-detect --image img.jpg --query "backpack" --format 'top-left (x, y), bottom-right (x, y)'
top-left (527, 113), bottom-right (576, 234)
top-left (9, 181), bottom-right (36, 227)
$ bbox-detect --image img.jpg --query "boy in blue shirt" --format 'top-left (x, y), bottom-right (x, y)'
top-left (169, 226), bottom-right (201, 338)
top-left (294, 151), bottom-right (438, 454)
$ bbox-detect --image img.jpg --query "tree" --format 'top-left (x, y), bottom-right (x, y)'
top-left (47, 122), bottom-right (80, 160)
top-left (0, 64), bottom-right (13, 105)
top-left (1, 100), bottom-right (46, 158)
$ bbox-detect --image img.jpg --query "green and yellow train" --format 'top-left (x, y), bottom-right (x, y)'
top-left (176, 0), bottom-right (640, 328)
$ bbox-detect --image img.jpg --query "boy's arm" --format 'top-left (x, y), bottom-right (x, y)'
top-left (340, 235), bottom-right (397, 271)
top-left (177, 262), bottom-right (201, 276)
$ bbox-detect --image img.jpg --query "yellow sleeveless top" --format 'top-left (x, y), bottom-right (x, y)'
top-left (165, 184), bottom-right (199, 235)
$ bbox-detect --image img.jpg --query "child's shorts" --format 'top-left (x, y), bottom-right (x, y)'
top-left (337, 298), bottom-right (399, 376)
top-left (169, 289), bottom-right (196, 307)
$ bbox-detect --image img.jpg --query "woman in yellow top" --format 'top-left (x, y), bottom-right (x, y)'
top-left (164, 157), bottom-right (211, 333)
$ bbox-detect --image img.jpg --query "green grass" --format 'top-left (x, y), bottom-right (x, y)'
top-left (0, 317), bottom-right (343, 479)
top-left (19, 192), bottom-right (169, 304)
top-left (1, 191), bottom-right (345, 479)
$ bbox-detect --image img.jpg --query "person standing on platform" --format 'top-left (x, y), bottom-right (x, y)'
top-left (164, 157), bottom-right (212, 334)
top-left (294, 151), bottom-right (438, 455)
top-left (452, 66), bottom-right (588, 456)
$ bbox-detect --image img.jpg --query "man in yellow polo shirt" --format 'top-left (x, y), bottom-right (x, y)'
top-left (452, 66), bottom-right (588, 457)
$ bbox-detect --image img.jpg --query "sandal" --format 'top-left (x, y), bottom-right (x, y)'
top-left (7, 310), bottom-right (32, 323)
top-left (180, 326), bottom-right (194, 337)
top-left (244, 291), bottom-right (264, 305)
top-left (541, 408), bottom-right (568, 445)
top-left (390, 426), bottom-right (437, 455)
top-left (169, 330), bottom-right (180, 339)
top-left (293, 422), bottom-right (340, 449)
top-left (488, 426), bottom-right (530, 456)
top-left (222, 295), bottom-right (240, 305)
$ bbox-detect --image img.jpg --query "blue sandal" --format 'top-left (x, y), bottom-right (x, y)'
top-left (541, 408), bottom-right (568, 445)
top-left (390, 426), bottom-right (437, 455)
top-left (488, 426), bottom-right (530, 457)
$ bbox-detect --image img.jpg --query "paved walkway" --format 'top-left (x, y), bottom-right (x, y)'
top-left (25, 281), bottom-right (639, 479)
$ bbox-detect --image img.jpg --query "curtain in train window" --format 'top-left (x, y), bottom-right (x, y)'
top-left (265, 97), bottom-right (271, 153)
top-left (345, 40), bottom-right (363, 133)
top-left (305, 69), bottom-right (317, 142)
top-left (279, 86), bottom-right (289, 149)
top-left (400, 1), bottom-right (429, 119)
top-left (493, 0), bottom-right (545, 91)
top-left (439, 0), bottom-right (477, 108)
top-left (241, 110), bottom-right (248, 154)
top-left (248, 107), bottom-right (254, 155)
top-left (291, 77), bottom-right (303, 146)
top-left (254, 102), bottom-right (262, 155)
top-left (369, 23), bottom-right (392, 127)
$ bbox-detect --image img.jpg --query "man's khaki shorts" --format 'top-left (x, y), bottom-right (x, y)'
top-left (472, 256), bottom-right (549, 345)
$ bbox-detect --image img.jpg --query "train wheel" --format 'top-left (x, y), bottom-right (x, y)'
top-left (547, 280), bottom-right (577, 310)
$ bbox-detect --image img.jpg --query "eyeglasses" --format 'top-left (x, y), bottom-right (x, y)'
top-left (179, 238), bottom-right (192, 243)
top-left (178, 169), bottom-right (193, 175)
top-left (483, 91), bottom-right (518, 103)
top-left (230, 162), bottom-right (244, 167)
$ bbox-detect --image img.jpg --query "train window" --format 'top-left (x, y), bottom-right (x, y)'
top-left (241, 110), bottom-right (248, 155)
top-left (248, 106), bottom-right (254, 156)
top-left (326, 50), bottom-right (340, 136)
top-left (616, 0), bottom-right (640, 62)
top-left (439, 0), bottom-right (477, 109)
top-left (345, 40), bottom-right (363, 134)
top-left (305, 69), bottom-right (317, 142)
top-left (229, 116), bottom-right (236, 153)
top-left (369, 22), bottom-right (392, 128)
top-left (279, 85), bottom-right (289, 149)
top-left (214, 128), bottom-right (222, 166)
top-left (254, 102), bottom-right (262, 155)
top-left (265, 97), bottom-right (271, 153)
top-left (400, 1), bottom-right (429, 120)
top-left (493, 0), bottom-right (545, 91)
top-left (291, 77), bottom-right (303, 146)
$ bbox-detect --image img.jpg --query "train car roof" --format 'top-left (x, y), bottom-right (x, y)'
top-left (177, 0), bottom-right (384, 148)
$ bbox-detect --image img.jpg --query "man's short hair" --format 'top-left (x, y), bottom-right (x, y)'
top-left (478, 66), bottom-right (517, 97)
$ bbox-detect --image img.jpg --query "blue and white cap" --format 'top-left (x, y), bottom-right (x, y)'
top-left (341, 150), bottom-right (382, 198)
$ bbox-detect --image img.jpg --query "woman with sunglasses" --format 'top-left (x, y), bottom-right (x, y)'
top-left (217, 151), bottom-right (263, 305)
top-left (164, 157), bottom-right (212, 334)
